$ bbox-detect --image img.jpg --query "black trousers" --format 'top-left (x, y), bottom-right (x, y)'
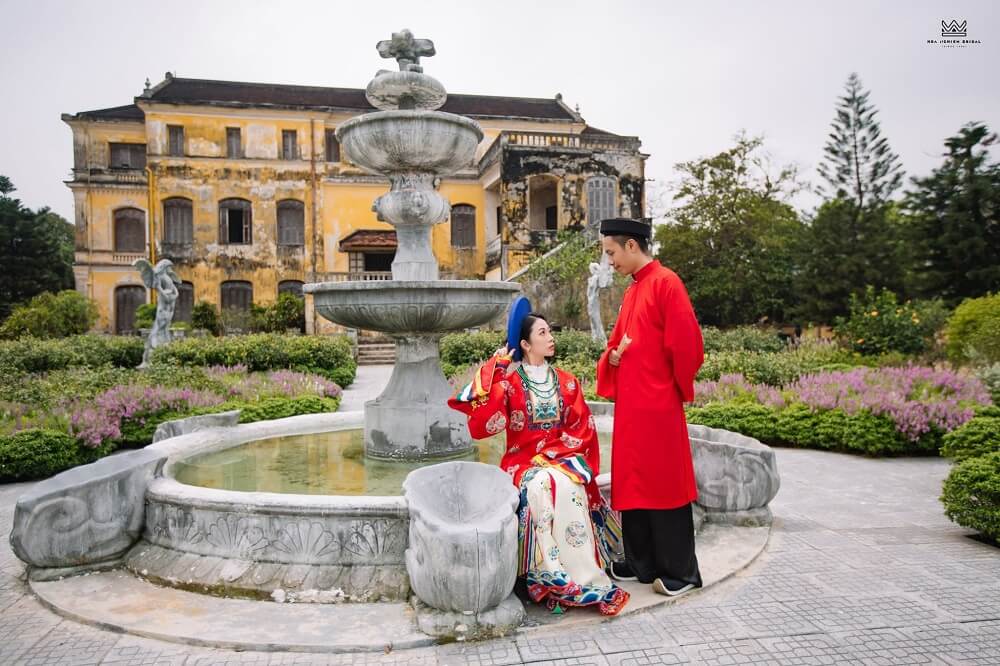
top-left (622, 504), bottom-right (702, 586)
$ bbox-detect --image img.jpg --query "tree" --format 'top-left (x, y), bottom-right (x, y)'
top-left (0, 176), bottom-right (75, 320)
top-left (655, 134), bottom-right (806, 327)
top-left (817, 72), bottom-right (903, 210)
top-left (903, 123), bottom-right (1000, 305)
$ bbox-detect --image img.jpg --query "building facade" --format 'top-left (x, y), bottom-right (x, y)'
top-left (64, 74), bottom-right (646, 334)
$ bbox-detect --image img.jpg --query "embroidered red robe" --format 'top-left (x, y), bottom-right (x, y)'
top-left (596, 260), bottom-right (704, 510)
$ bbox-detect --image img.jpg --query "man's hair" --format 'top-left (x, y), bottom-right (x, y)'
top-left (609, 234), bottom-right (650, 254)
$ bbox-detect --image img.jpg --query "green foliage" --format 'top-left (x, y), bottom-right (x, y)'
top-left (946, 294), bottom-right (1000, 364)
top-left (254, 293), bottom-right (306, 333)
top-left (135, 303), bottom-right (157, 330)
top-left (941, 417), bottom-right (1000, 462)
top-left (0, 334), bottom-right (143, 374)
top-left (525, 231), bottom-right (600, 284)
top-left (904, 123), bottom-right (1000, 304)
top-left (974, 363), bottom-right (1000, 405)
top-left (702, 326), bottom-right (788, 354)
top-left (0, 428), bottom-right (113, 482)
top-left (696, 341), bottom-right (856, 386)
top-left (237, 395), bottom-right (339, 423)
top-left (192, 301), bottom-right (221, 335)
top-left (0, 177), bottom-right (75, 320)
top-left (685, 401), bottom-right (919, 455)
top-left (655, 133), bottom-right (806, 327)
top-left (440, 331), bottom-right (506, 373)
top-left (834, 286), bottom-right (936, 356)
top-left (0, 290), bottom-right (99, 340)
top-left (150, 333), bottom-right (356, 386)
top-left (941, 451), bottom-right (1000, 542)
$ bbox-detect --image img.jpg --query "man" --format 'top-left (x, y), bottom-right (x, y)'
top-left (595, 217), bottom-right (705, 597)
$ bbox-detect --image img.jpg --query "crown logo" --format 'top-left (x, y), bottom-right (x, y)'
top-left (941, 20), bottom-right (967, 37)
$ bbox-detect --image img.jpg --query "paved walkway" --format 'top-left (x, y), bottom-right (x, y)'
top-left (1, 366), bottom-right (998, 664)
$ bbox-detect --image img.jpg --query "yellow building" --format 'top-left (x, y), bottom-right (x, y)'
top-left (64, 74), bottom-right (647, 334)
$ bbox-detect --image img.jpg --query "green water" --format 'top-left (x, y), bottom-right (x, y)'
top-left (173, 429), bottom-right (612, 496)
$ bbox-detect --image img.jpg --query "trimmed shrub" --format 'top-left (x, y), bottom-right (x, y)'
top-left (941, 417), bottom-right (1000, 462)
top-left (0, 335), bottom-right (144, 374)
top-left (151, 333), bottom-right (356, 387)
top-left (0, 290), bottom-right (99, 340)
top-left (192, 301), bottom-right (221, 336)
top-left (0, 428), bottom-right (113, 482)
top-left (942, 451), bottom-right (1000, 543)
top-left (135, 303), bottom-right (156, 330)
top-left (237, 395), bottom-right (339, 423)
top-left (702, 326), bottom-right (788, 354)
top-left (946, 293), bottom-right (1000, 364)
top-left (834, 286), bottom-right (936, 356)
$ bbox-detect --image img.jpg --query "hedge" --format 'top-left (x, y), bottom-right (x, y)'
top-left (0, 335), bottom-right (144, 374)
top-left (0, 429), bottom-right (114, 483)
top-left (941, 417), bottom-right (1000, 462)
top-left (941, 451), bottom-right (1000, 543)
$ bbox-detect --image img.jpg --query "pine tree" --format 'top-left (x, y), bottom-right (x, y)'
top-left (817, 72), bottom-right (903, 210)
top-left (903, 123), bottom-right (1000, 304)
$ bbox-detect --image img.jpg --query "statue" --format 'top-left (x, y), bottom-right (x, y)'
top-left (587, 253), bottom-right (613, 345)
top-left (133, 258), bottom-right (181, 367)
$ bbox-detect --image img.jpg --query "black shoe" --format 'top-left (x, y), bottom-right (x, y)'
top-left (652, 577), bottom-right (696, 597)
top-left (607, 561), bottom-right (638, 582)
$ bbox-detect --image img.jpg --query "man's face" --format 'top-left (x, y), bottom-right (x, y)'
top-left (602, 235), bottom-right (637, 276)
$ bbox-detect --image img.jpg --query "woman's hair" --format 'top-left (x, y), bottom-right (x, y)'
top-left (517, 312), bottom-right (548, 352)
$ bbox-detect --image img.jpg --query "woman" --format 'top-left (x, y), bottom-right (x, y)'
top-left (448, 303), bottom-right (629, 616)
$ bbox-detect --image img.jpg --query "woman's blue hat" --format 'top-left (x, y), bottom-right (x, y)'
top-left (506, 296), bottom-right (533, 362)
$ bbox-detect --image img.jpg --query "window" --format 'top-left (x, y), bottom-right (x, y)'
top-left (325, 129), bottom-right (340, 162)
top-left (364, 253), bottom-right (393, 272)
top-left (163, 198), bottom-right (193, 245)
top-left (175, 282), bottom-right (194, 323)
top-left (281, 130), bottom-right (298, 160)
top-left (587, 176), bottom-right (616, 227)
top-left (113, 208), bottom-right (146, 253)
top-left (277, 200), bottom-right (305, 246)
top-left (545, 206), bottom-right (558, 231)
top-left (109, 143), bottom-right (146, 169)
top-left (226, 127), bottom-right (242, 158)
top-left (349, 252), bottom-right (364, 274)
top-left (278, 280), bottom-right (304, 298)
top-left (115, 285), bottom-right (146, 335)
top-left (221, 281), bottom-right (253, 312)
top-left (450, 204), bottom-right (476, 248)
top-left (168, 125), bottom-right (184, 157)
top-left (218, 199), bottom-right (252, 244)
top-left (496, 205), bottom-right (503, 236)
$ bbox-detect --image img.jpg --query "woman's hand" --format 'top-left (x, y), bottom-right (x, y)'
top-left (494, 345), bottom-right (513, 358)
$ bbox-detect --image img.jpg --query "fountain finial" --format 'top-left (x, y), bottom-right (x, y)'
top-left (376, 29), bottom-right (435, 73)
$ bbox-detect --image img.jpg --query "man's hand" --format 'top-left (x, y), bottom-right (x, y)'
top-left (609, 334), bottom-right (632, 366)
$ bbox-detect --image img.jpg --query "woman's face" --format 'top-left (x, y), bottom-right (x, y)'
top-left (521, 318), bottom-right (556, 359)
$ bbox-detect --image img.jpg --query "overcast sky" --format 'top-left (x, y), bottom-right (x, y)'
top-left (1, 0), bottom-right (997, 221)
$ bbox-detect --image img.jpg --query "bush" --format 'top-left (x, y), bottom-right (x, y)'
top-left (0, 290), bottom-right (99, 340)
top-left (256, 293), bottom-right (306, 333)
top-left (973, 361), bottom-right (1000, 406)
top-left (834, 287), bottom-right (936, 356)
top-left (702, 326), bottom-right (788, 354)
top-left (0, 428), bottom-right (113, 482)
top-left (0, 335), bottom-right (144, 374)
top-left (942, 451), bottom-right (1000, 543)
top-left (135, 303), bottom-right (157, 330)
top-left (192, 301), bottom-right (221, 336)
top-left (946, 294), bottom-right (1000, 364)
top-left (941, 417), bottom-right (1000, 462)
top-left (150, 333), bottom-right (356, 387)
top-left (237, 395), bottom-right (339, 423)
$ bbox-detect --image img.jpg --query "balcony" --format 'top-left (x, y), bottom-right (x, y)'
top-left (310, 271), bottom-right (394, 283)
top-left (70, 168), bottom-right (148, 187)
top-left (75, 249), bottom-right (147, 268)
top-left (478, 130), bottom-right (642, 173)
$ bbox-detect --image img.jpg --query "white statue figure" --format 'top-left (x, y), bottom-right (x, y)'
top-left (587, 253), bottom-right (614, 345)
top-left (133, 258), bottom-right (181, 367)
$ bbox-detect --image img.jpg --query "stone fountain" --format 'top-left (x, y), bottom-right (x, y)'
top-left (304, 29), bottom-right (520, 461)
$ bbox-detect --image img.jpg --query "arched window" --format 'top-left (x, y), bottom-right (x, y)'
top-left (219, 198), bottom-right (252, 245)
top-left (163, 198), bottom-right (193, 245)
top-left (450, 204), bottom-right (476, 248)
top-left (220, 280), bottom-right (253, 312)
top-left (277, 199), bottom-right (305, 246)
top-left (586, 176), bottom-right (617, 227)
top-left (278, 280), bottom-right (304, 298)
top-left (175, 281), bottom-right (194, 323)
top-left (113, 208), bottom-right (146, 253)
top-left (115, 285), bottom-right (146, 335)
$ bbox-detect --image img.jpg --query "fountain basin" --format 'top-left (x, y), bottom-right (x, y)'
top-left (304, 280), bottom-right (520, 334)
top-left (335, 110), bottom-right (484, 176)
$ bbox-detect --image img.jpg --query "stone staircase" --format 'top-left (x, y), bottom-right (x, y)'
top-left (357, 340), bottom-right (396, 365)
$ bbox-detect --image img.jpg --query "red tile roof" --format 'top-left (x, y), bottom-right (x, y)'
top-left (338, 229), bottom-right (398, 250)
